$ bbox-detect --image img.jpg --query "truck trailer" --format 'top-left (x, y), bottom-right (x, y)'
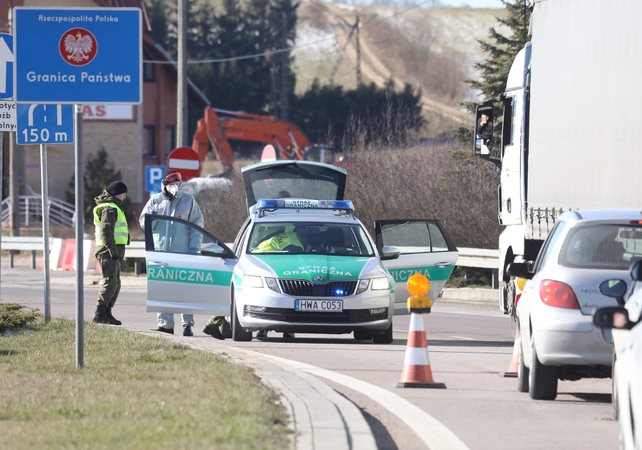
top-left (473, 0), bottom-right (642, 314)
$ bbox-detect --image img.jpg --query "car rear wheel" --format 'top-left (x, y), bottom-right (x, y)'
top-left (231, 295), bottom-right (252, 342)
top-left (529, 341), bottom-right (558, 400)
top-left (612, 351), bottom-right (619, 420)
top-left (354, 329), bottom-right (373, 341)
top-left (373, 322), bottom-right (393, 344)
top-left (517, 334), bottom-right (529, 393)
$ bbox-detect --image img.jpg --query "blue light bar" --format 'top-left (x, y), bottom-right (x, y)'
top-left (256, 198), bottom-right (354, 211)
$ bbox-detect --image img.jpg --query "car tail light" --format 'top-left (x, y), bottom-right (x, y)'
top-left (539, 280), bottom-right (580, 309)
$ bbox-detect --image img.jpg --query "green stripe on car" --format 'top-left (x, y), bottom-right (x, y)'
top-left (253, 255), bottom-right (369, 281)
top-left (147, 266), bottom-right (232, 286)
top-left (387, 266), bottom-right (454, 283)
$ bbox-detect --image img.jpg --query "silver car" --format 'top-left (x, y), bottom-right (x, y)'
top-left (508, 209), bottom-right (642, 400)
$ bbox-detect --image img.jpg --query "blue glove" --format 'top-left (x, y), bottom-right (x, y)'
top-left (151, 210), bottom-right (158, 215)
top-left (188, 247), bottom-right (199, 254)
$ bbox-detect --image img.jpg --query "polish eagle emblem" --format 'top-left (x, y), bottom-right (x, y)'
top-left (59, 28), bottom-right (98, 66)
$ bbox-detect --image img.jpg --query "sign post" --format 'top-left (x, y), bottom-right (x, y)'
top-left (14, 7), bottom-right (142, 369)
top-left (0, 32), bottom-right (13, 300)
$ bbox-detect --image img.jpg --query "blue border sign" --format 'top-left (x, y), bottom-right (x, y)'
top-left (14, 8), bottom-right (141, 104)
top-left (0, 33), bottom-right (13, 100)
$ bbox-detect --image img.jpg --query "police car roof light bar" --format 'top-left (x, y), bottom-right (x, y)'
top-left (256, 198), bottom-right (354, 212)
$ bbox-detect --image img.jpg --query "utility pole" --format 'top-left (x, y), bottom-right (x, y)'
top-left (176, 0), bottom-right (188, 147)
top-left (280, 12), bottom-right (289, 121)
top-left (355, 11), bottom-right (362, 86)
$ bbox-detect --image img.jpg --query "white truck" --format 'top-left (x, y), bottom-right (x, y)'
top-left (473, 0), bottom-right (642, 314)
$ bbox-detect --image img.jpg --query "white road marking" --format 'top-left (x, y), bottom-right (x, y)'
top-left (263, 353), bottom-right (471, 450)
top-left (451, 336), bottom-right (478, 341)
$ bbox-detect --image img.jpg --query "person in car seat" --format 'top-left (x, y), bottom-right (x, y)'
top-left (594, 231), bottom-right (626, 265)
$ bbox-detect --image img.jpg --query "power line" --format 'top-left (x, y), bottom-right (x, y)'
top-left (144, 0), bottom-right (436, 65)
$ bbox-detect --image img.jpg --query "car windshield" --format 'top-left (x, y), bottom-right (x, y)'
top-left (559, 224), bottom-right (642, 270)
top-left (247, 221), bottom-right (375, 256)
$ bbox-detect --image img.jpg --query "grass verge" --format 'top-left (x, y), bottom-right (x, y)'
top-left (0, 307), bottom-right (290, 450)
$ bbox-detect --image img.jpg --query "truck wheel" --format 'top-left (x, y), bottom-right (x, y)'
top-left (529, 341), bottom-right (558, 400)
top-left (354, 330), bottom-right (373, 341)
top-left (373, 322), bottom-right (393, 344)
top-left (517, 334), bottom-right (529, 393)
top-left (231, 295), bottom-right (252, 342)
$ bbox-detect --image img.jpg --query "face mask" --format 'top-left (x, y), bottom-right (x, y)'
top-left (167, 184), bottom-right (179, 196)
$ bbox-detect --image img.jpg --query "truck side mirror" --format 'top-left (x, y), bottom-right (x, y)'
top-left (474, 105), bottom-right (494, 156)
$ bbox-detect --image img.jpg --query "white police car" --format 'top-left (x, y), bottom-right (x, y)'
top-left (144, 161), bottom-right (458, 342)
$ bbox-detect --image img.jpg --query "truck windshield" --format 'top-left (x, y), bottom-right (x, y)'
top-left (248, 221), bottom-right (375, 257)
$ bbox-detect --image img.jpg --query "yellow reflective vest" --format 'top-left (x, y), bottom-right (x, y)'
top-left (256, 232), bottom-right (303, 252)
top-left (94, 202), bottom-right (129, 246)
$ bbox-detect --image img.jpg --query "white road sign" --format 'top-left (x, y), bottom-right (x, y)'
top-left (0, 101), bottom-right (16, 132)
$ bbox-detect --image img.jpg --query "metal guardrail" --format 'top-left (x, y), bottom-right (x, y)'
top-left (2, 196), bottom-right (76, 228)
top-left (457, 247), bottom-right (499, 269)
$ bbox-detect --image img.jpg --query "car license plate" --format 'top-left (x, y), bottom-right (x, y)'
top-left (295, 299), bottom-right (343, 312)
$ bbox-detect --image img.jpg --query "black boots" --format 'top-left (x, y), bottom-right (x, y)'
top-left (92, 304), bottom-right (109, 324)
top-left (92, 304), bottom-right (122, 325)
top-left (106, 307), bottom-right (122, 326)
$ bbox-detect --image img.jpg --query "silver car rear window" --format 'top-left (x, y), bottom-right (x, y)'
top-left (559, 224), bottom-right (642, 270)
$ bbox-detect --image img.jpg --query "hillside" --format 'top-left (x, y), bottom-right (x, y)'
top-left (293, 2), bottom-right (508, 135)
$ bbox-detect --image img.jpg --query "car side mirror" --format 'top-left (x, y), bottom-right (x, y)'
top-left (506, 262), bottom-right (534, 280)
top-left (593, 306), bottom-right (635, 330)
top-left (598, 279), bottom-right (627, 306)
top-left (381, 245), bottom-right (400, 261)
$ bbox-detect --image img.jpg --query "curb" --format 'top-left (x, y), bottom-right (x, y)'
top-left (141, 331), bottom-right (377, 450)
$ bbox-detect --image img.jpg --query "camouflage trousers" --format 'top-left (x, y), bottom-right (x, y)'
top-left (97, 256), bottom-right (121, 307)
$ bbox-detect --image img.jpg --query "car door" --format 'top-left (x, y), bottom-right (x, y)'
top-left (376, 219), bottom-right (458, 314)
top-left (144, 214), bottom-right (237, 316)
top-left (241, 160), bottom-right (347, 208)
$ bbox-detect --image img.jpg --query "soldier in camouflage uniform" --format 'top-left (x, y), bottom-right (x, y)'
top-left (92, 181), bottom-right (130, 325)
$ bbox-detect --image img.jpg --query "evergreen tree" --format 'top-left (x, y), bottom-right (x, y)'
top-left (454, 0), bottom-right (531, 144)
top-left (66, 148), bottom-right (126, 225)
top-left (293, 79), bottom-right (424, 148)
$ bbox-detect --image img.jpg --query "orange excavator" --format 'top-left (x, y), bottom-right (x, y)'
top-left (191, 106), bottom-right (311, 174)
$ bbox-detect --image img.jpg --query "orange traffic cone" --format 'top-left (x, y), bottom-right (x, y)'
top-left (502, 327), bottom-right (520, 378)
top-left (397, 312), bottom-right (446, 389)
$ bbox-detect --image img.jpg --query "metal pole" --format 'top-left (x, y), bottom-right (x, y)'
top-left (40, 144), bottom-right (50, 323)
top-left (0, 132), bottom-right (3, 294)
top-left (74, 104), bottom-right (84, 369)
top-left (176, 0), bottom-right (188, 147)
top-left (9, 131), bottom-right (19, 237)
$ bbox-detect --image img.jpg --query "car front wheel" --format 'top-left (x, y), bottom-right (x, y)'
top-left (373, 322), bottom-right (393, 344)
top-left (529, 340), bottom-right (558, 400)
top-left (231, 294), bottom-right (252, 342)
top-left (354, 329), bottom-right (373, 341)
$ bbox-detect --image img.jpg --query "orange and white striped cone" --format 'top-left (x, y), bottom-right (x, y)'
top-left (397, 312), bottom-right (446, 389)
top-left (501, 327), bottom-right (520, 378)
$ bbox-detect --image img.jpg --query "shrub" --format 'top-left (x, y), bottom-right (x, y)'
top-left (0, 303), bottom-right (40, 334)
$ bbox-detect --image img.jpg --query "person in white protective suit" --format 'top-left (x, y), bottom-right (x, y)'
top-left (139, 169), bottom-right (204, 336)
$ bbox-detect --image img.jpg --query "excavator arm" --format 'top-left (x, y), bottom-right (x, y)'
top-left (191, 106), bottom-right (311, 174)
